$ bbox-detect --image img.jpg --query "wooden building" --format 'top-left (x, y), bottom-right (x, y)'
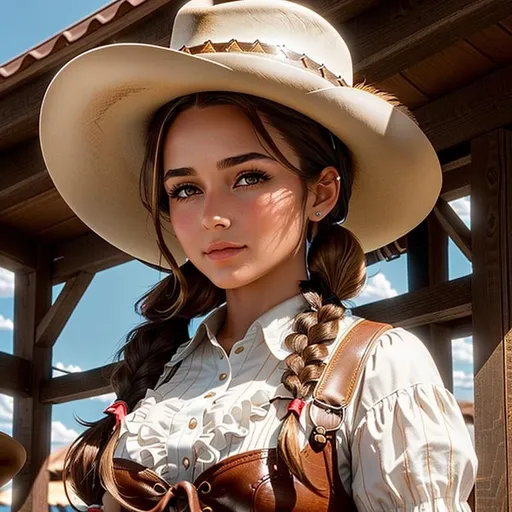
top-left (0, 0), bottom-right (511, 509)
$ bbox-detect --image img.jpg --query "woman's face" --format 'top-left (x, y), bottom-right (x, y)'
top-left (162, 104), bottom-right (312, 290)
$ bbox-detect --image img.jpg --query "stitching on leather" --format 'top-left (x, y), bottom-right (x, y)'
top-left (314, 321), bottom-right (392, 406)
top-left (343, 325), bottom-right (392, 404)
top-left (313, 319), bottom-right (364, 396)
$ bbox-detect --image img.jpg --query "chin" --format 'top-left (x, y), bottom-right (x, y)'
top-left (201, 265), bottom-right (264, 291)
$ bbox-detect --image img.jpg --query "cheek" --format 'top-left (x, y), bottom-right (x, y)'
top-left (169, 203), bottom-right (199, 243)
top-left (247, 188), bottom-right (305, 244)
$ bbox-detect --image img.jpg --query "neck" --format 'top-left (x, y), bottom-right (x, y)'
top-left (216, 249), bottom-right (308, 353)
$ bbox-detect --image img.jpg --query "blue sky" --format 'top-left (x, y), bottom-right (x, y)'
top-left (0, 0), bottom-right (474, 457)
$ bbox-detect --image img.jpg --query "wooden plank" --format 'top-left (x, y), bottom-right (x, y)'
top-left (40, 363), bottom-right (119, 404)
top-left (345, 0), bottom-right (512, 83)
top-left (406, 214), bottom-right (453, 390)
top-left (11, 246), bottom-right (52, 512)
top-left (52, 232), bottom-right (132, 284)
top-left (450, 316), bottom-right (473, 339)
top-left (440, 163), bottom-right (471, 202)
top-left (0, 1), bottom-right (179, 151)
top-left (0, 222), bottom-right (37, 272)
top-left (301, 0), bottom-right (379, 23)
top-left (434, 199), bottom-right (472, 261)
top-left (414, 63), bottom-right (512, 151)
top-left (0, 138), bottom-right (52, 213)
top-left (471, 129), bottom-right (512, 511)
top-left (36, 272), bottom-right (95, 348)
top-left (401, 40), bottom-right (495, 98)
top-left (353, 275), bottom-right (471, 328)
top-left (0, 352), bottom-right (31, 397)
top-left (467, 24), bottom-right (512, 65)
top-left (0, 188), bottom-right (76, 234)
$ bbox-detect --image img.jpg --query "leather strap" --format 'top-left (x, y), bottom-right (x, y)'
top-left (309, 319), bottom-right (392, 432)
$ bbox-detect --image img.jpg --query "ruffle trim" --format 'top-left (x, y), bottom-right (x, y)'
top-left (117, 383), bottom-right (293, 480)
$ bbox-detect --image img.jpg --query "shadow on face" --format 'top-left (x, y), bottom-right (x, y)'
top-left (161, 104), bottom-right (310, 290)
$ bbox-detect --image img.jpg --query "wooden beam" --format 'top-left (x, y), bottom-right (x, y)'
top-left (36, 272), bottom-right (95, 348)
top-left (434, 198), bottom-right (472, 261)
top-left (52, 232), bottom-right (132, 284)
top-left (450, 316), bottom-right (473, 339)
top-left (0, 353), bottom-right (31, 397)
top-left (40, 363), bottom-right (119, 404)
top-left (471, 129), bottom-right (512, 510)
top-left (344, 0), bottom-right (512, 83)
top-left (12, 246), bottom-right (52, 512)
top-left (0, 1), bottom-right (180, 151)
top-left (353, 275), bottom-right (471, 328)
top-left (301, 0), bottom-right (379, 23)
top-left (415, 64), bottom-right (512, 151)
top-left (0, 222), bottom-right (37, 272)
top-left (0, 138), bottom-right (52, 212)
top-left (440, 163), bottom-right (471, 202)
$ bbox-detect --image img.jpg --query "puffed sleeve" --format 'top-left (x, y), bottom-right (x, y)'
top-left (347, 327), bottom-right (477, 511)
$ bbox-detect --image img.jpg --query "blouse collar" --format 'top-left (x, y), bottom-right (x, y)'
top-left (166, 293), bottom-right (309, 365)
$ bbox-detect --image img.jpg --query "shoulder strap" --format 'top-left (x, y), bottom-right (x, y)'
top-left (309, 319), bottom-right (392, 433)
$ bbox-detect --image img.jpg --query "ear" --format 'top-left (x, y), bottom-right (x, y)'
top-left (307, 167), bottom-right (341, 223)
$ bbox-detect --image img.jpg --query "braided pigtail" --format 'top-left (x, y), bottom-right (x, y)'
top-left (63, 261), bottom-right (225, 509)
top-left (278, 224), bottom-right (366, 491)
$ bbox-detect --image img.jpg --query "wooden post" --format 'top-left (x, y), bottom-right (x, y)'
top-left (407, 215), bottom-right (453, 390)
top-left (471, 129), bottom-right (512, 511)
top-left (11, 245), bottom-right (52, 512)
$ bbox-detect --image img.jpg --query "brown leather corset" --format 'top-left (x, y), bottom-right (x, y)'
top-left (114, 320), bottom-right (391, 512)
top-left (115, 437), bottom-right (355, 512)
top-left (192, 443), bottom-right (355, 511)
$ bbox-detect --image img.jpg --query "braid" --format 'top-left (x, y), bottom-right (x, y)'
top-left (278, 224), bottom-right (366, 491)
top-left (63, 261), bottom-right (225, 508)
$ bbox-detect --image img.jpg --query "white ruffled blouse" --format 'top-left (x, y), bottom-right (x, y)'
top-left (114, 294), bottom-right (477, 511)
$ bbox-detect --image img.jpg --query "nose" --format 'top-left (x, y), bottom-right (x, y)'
top-left (202, 213), bottom-right (231, 231)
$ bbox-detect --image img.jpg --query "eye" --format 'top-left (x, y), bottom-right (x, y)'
top-left (235, 170), bottom-right (272, 188)
top-left (167, 183), bottom-right (201, 201)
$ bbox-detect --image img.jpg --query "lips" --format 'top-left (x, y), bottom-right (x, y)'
top-left (205, 242), bottom-right (246, 261)
top-left (205, 242), bottom-right (245, 254)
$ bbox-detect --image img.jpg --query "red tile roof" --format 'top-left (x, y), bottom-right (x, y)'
top-left (0, 0), bottom-right (149, 81)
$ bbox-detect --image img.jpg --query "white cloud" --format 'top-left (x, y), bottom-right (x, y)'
top-left (453, 369), bottom-right (474, 389)
top-left (449, 197), bottom-right (470, 227)
top-left (0, 268), bottom-right (14, 298)
top-left (51, 421), bottom-right (79, 445)
top-left (0, 315), bottom-right (13, 331)
top-left (0, 394), bottom-right (13, 422)
top-left (53, 362), bottom-right (82, 377)
top-left (356, 273), bottom-right (398, 305)
top-left (452, 337), bottom-right (473, 365)
top-left (91, 392), bottom-right (117, 403)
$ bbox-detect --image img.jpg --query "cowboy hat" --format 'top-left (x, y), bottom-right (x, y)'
top-left (39, 0), bottom-right (441, 267)
top-left (0, 432), bottom-right (26, 488)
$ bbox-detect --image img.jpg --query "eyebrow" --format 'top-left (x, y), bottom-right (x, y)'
top-left (163, 152), bottom-right (276, 180)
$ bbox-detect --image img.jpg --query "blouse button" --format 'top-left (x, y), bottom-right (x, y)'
top-left (219, 373), bottom-right (228, 381)
top-left (234, 346), bottom-right (244, 354)
top-left (183, 457), bottom-right (191, 469)
top-left (189, 418), bottom-right (198, 430)
top-left (204, 392), bottom-right (216, 399)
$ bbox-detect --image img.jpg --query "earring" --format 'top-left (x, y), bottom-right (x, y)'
top-left (315, 211), bottom-right (322, 217)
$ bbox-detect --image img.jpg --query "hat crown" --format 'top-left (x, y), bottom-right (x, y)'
top-left (171, 0), bottom-right (353, 86)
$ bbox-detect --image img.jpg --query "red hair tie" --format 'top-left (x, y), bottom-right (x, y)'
top-left (104, 400), bottom-right (128, 430)
top-left (87, 506), bottom-right (102, 512)
top-left (287, 398), bottom-right (306, 418)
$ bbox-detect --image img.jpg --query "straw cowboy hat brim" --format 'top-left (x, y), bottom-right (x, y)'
top-left (39, 0), bottom-right (441, 267)
top-left (0, 432), bottom-right (26, 488)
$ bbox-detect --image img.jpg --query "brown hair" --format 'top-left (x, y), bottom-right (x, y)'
top-left (64, 87), bottom-right (410, 508)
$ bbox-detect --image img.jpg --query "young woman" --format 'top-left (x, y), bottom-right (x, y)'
top-left (39, 1), bottom-right (477, 510)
